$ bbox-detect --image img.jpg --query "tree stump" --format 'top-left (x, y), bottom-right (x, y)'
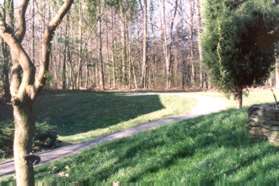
top-left (248, 104), bottom-right (279, 146)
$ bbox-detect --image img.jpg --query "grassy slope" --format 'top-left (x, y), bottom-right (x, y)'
top-left (34, 91), bottom-right (196, 142)
top-left (23, 109), bottom-right (278, 185)
top-left (1, 89), bottom-right (279, 184)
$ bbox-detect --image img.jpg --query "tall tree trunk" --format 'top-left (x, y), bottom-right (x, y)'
top-left (62, 16), bottom-right (69, 90)
top-left (196, 0), bottom-right (204, 89)
top-left (126, 26), bottom-right (133, 89)
top-left (98, 2), bottom-right (105, 90)
top-left (120, 7), bottom-right (128, 87)
top-left (111, 9), bottom-right (116, 89)
top-left (105, 13), bottom-right (111, 89)
top-left (77, 0), bottom-right (83, 89)
top-left (161, 0), bottom-right (178, 89)
top-left (189, 0), bottom-right (195, 87)
top-left (141, 0), bottom-right (148, 88)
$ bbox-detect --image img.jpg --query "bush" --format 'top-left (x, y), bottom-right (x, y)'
top-left (33, 123), bottom-right (60, 152)
top-left (202, 0), bottom-right (279, 108)
top-left (0, 122), bottom-right (60, 159)
top-left (0, 124), bottom-right (13, 159)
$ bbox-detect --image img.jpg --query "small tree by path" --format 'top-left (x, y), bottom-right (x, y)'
top-left (0, 0), bottom-right (73, 186)
top-left (202, 0), bottom-right (279, 108)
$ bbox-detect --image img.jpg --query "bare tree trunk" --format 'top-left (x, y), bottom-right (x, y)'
top-left (161, 0), bottom-right (170, 89)
top-left (0, 1), bottom-right (73, 185)
top-left (77, 0), bottom-right (83, 89)
top-left (189, 0), bottom-right (195, 87)
top-left (62, 16), bottom-right (69, 90)
top-left (13, 102), bottom-right (35, 186)
top-left (120, 7), bottom-right (128, 87)
top-left (132, 61), bottom-right (138, 89)
top-left (105, 13), bottom-right (111, 89)
top-left (196, 0), bottom-right (204, 89)
top-left (98, 1), bottom-right (105, 90)
top-left (161, 0), bottom-right (178, 89)
top-left (140, 0), bottom-right (148, 88)
top-left (127, 26), bottom-right (132, 89)
top-left (182, 60), bottom-right (187, 89)
top-left (111, 9), bottom-right (116, 89)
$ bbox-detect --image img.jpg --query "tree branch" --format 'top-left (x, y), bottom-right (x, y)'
top-left (35, 0), bottom-right (73, 94)
top-left (14, 0), bottom-right (29, 43)
top-left (0, 3), bottom-right (35, 103)
top-left (0, 31), bottom-right (35, 102)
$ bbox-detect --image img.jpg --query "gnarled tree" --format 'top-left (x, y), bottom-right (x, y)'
top-left (0, 0), bottom-right (73, 185)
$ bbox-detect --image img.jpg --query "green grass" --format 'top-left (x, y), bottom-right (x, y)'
top-left (225, 89), bottom-right (279, 107)
top-left (2, 89), bottom-right (279, 184)
top-left (194, 89), bottom-right (279, 108)
top-left (34, 91), bottom-right (196, 142)
top-left (2, 89), bottom-right (278, 144)
top-left (6, 108), bottom-right (276, 185)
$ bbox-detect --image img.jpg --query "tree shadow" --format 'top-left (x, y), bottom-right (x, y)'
top-left (34, 90), bottom-right (165, 136)
top-left (34, 109), bottom-right (279, 185)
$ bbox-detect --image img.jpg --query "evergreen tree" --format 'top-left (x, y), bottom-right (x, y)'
top-left (202, 0), bottom-right (279, 108)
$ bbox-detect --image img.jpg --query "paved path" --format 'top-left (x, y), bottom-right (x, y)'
top-left (0, 94), bottom-right (228, 177)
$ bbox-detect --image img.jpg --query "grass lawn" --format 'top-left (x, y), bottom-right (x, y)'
top-left (192, 88), bottom-right (279, 108)
top-left (2, 108), bottom-right (277, 185)
top-left (33, 91), bottom-right (197, 142)
top-left (1, 89), bottom-right (279, 184)
top-left (1, 89), bottom-right (277, 144)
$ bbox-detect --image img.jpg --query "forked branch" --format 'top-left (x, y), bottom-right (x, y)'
top-left (35, 0), bottom-right (74, 93)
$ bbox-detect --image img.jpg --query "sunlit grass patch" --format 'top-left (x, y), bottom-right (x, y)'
top-left (26, 109), bottom-right (279, 185)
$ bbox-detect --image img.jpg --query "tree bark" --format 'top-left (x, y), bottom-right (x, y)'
top-left (120, 5), bottom-right (128, 87)
top-left (77, 0), bottom-right (83, 89)
top-left (13, 102), bottom-right (35, 186)
top-left (196, 0), bottom-right (204, 89)
top-left (62, 15), bottom-right (69, 90)
top-left (161, 0), bottom-right (178, 89)
top-left (189, 0), bottom-right (195, 87)
top-left (98, 1), bottom-right (105, 90)
top-left (141, 0), bottom-right (148, 88)
top-left (236, 88), bottom-right (243, 109)
top-left (111, 9), bottom-right (116, 89)
top-left (161, 0), bottom-right (169, 89)
top-left (0, 1), bottom-right (73, 185)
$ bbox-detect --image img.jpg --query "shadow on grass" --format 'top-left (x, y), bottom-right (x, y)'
top-left (30, 108), bottom-right (279, 185)
top-left (34, 90), bottom-right (165, 136)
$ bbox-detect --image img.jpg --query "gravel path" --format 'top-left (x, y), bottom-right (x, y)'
top-left (0, 94), bottom-right (228, 177)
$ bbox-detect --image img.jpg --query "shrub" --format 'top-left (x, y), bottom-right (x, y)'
top-left (202, 0), bottom-right (279, 108)
top-left (0, 122), bottom-right (60, 159)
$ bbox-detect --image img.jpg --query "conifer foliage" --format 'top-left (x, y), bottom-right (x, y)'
top-left (202, 0), bottom-right (279, 107)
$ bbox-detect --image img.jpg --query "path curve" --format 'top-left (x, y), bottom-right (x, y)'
top-left (0, 93), bottom-right (228, 177)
